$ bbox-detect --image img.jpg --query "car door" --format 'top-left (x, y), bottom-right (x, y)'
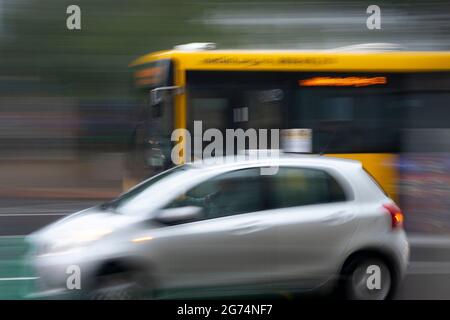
top-left (150, 167), bottom-right (278, 293)
top-left (264, 166), bottom-right (358, 288)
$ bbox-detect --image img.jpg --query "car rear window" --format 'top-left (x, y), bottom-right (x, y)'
top-left (267, 167), bottom-right (348, 209)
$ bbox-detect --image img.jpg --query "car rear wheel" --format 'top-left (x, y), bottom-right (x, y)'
top-left (341, 256), bottom-right (393, 300)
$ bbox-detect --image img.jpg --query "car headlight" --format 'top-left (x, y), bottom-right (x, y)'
top-left (39, 228), bottom-right (113, 257)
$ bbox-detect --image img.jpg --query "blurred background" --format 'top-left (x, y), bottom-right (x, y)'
top-left (1, 0), bottom-right (450, 299)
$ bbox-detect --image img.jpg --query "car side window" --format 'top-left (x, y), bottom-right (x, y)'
top-left (164, 168), bottom-right (268, 220)
top-left (267, 167), bottom-right (347, 209)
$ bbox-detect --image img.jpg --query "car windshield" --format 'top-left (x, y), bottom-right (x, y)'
top-left (100, 165), bottom-right (189, 214)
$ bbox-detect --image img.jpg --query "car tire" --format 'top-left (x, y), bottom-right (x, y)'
top-left (89, 269), bottom-right (150, 300)
top-left (340, 255), bottom-right (395, 300)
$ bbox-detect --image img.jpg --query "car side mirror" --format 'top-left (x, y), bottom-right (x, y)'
top-left (155, 206), bottom-right (204, 225)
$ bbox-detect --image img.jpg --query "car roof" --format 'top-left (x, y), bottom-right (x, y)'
top-left (187, 152), bottom-right (362, 172)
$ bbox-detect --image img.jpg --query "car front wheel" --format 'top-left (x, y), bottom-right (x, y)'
top-left (89, 269), bottom-right (151, 300)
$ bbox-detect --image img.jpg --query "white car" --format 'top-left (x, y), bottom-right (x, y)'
top-left (27, 154), bottom-right (409, 299)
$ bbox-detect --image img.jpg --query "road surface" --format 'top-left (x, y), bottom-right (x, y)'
top-left (1, 198), bottom-right (450, 299)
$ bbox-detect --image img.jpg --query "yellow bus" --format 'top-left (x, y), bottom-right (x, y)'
top-left (128, 43), bottom-right (450, 200)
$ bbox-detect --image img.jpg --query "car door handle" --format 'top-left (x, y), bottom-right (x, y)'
top-left (321, 211), bottom-right (354, 225)
top-left (230, 222), bottom-right (267, 235)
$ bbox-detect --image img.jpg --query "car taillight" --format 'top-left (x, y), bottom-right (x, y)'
top-left (383, 203), bottom-right (404, 229)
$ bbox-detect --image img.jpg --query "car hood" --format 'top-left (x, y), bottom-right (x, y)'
top-left (26, 207), bottom-right (138, 244)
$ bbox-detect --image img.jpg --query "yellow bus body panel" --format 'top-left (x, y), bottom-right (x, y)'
top-left (131, 50), bottom-right (450, 72)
